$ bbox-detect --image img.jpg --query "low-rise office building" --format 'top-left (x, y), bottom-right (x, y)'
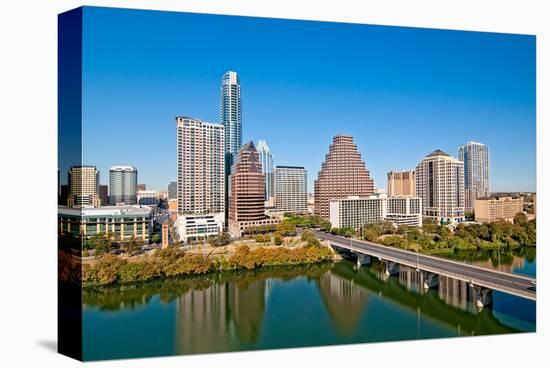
top-left (58, 205), bottom-right (153, 241)
top-left (474, 196), bottom-right (524, 223)
top-left (329, 194), bottom-right (422, 229)
top-left (137, 190), bottom-right (159, 206)
top-left (386, 196), bottom-right (423, 227)
top-left (176, 212), bottom-right (224, 243)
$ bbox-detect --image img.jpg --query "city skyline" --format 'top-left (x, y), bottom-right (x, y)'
top-left (80, 7), bottom-right (535, 193)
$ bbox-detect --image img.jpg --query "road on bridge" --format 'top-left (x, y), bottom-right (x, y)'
top-left (314, 230), bottom-right (536, 301)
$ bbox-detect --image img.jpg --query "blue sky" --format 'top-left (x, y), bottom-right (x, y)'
top-left (81, 6), bottom-right (536, 193)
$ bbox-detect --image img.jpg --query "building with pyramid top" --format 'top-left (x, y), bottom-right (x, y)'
top-left (228, 141), bottom-right (280, 236)
top-left (415, 149), bottom-right (465, 223)
top-left (314, 135), bottom-right (375, 220)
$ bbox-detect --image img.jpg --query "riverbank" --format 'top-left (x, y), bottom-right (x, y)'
top-left (78, 239), bottom-right (336, 286)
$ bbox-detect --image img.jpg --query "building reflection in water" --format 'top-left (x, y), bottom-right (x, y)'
top-left (317, 271), bottom-right (369, 336)
top-left (175, 278), bottom-right (266, 354)
top-left (472, 256), bottom-right (525, 274)
top-left (227, 279), bottom-right (266, 344)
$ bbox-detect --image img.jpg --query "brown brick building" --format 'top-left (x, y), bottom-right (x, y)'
top-left (314, 135), bottom-right (375, 220)
top-left (228, 142), bottom-right (280, 236)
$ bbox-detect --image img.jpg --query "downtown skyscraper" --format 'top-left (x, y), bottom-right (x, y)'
top-left (314, 135), bottom-right (375, 220)
top-left (416, 149), bottom-right (465, 223)
top-left (458, 141), bottom-right (489, 212)
top-left (257, 139), bottom-right (274, 203)
top-left (109, 165), bottom-right (138, 205)
top-left (67, 165), bottom-right (101, 207)
top-left (175, 116), bottom-right (225, 215)
top-left (220, 71), bottom-right (242, 164)
top-left (275, 166), bottom-right (308, 213)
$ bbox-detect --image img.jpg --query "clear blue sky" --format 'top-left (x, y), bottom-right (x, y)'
top-left (81, 6), bottom-right (536, 193)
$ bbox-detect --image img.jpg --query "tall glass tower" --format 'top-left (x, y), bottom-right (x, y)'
top-left (109, 165), bottom-right (138, 205)
top-left (220, 71), bottom-right (242, 160)
top-left (458, 141), bottom-right (489, 212)
top-left (256, 140), bottom-right (274, 202)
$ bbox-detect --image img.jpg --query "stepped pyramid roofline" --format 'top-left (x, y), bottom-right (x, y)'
top-left (426, 149), bottom-right (451, 158)
top-left (240, 141), bottom-right (257, 152)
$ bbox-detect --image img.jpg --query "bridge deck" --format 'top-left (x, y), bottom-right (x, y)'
top-left (314, 230), bottom-right (536, 301)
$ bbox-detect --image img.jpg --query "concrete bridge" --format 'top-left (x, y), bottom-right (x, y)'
top-left (314, 230), bottom-right (536, 306)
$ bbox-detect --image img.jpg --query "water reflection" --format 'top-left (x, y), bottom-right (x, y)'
top-left (317, 271), bottom-right (369, 335)
top-left (175, 282), bottom-right (231, 354)
top-left (82, 258), bottom-right (533, 360)
top-left (444, 247), bottom-right (536, 277)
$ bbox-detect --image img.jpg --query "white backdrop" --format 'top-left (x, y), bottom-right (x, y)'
top-left (0, 1), bottom-right (547, 367)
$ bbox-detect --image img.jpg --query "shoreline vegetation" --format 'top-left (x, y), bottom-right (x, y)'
top-left (71, 228), bottom-right (336, 286)
top-left (328, 212), bottom-right (536, 255)
top-left (59, 213), bottom-right (536, 287)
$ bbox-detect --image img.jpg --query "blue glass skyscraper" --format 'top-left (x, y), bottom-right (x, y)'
top-left (220, 71), bottom-right (242, 160)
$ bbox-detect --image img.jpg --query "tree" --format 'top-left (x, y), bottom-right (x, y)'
top-left (273, 234), bottom-right (283, 245)
top-left (209, 232), bottom-right (231, 247)
top-left (513, 212), bottom-right (528, 226)
top-left (301, 229), bottom-right (315, 242)
top-left (126, 238), bottom-right (143, 256)
top-left (422, 218), bottom-right (438, 234)
top-left (363, 228), bottom-right (379, 242)
top-left (276, 220), bottom-right (297, 237)
top-left (151, 233), bottom-right (161, 244)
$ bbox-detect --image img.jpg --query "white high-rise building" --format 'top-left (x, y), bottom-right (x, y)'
top-left (257, 140), bottom-right (274, 202)
top-left (458, 141), bottom-right (489, 212)
top-left (415, 149), bottom-right (465, 223)
top-left (275, 166), bottom-right (308, 213)
top-left (176, 116), bottom-right (225, 216)
top-left (109, 165), bottom-right (138, 205)
top-left (220, 71), bottom-right (242, 160)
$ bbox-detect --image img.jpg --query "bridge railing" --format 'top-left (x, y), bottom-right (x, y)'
top-left (326, 239), bottom-right (536, 301)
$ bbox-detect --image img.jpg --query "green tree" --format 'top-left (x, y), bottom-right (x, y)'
top-left (276, 220), bottom-right (297, 236)
top-left (273, 234), bottom-right (283, 245)
top-left (151, 233), bottom-right (161, 244)
top-left (209, 232), bottom-right (231, 247)
top-left (513, 212), bottom-right (528, 226)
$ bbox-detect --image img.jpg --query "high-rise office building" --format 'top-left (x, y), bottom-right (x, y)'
top-left (314, 135), bottom-right (375, 220)
top-left (98, 185), bottom-right (109, 206)
top-left (220, 71), bottom-right (242, 162)
top-left (257, 140), bottom-right (274, 203)
top-left (137, 184), bottom-right (146, 192)
top-left (415, 149), bottom-right (465, 223)
top-left (108, 165), bottom-right (138, 205)
top-left (67, 165), bottom-right (101, 207)
top-left (176, 116), bottom-right (225, 215)
top-left (275, 166), bottom-right (307, 213)
top-left (458, 141), bottom-right (489, 212)
top-left (387, 170), bottom-right (416, 196)
top-left (168, 181), bottom-right (177, 200)
top-left (228, 141), bottom-right (279, 236)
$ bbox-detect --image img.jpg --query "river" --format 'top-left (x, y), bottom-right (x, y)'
top-left (82, 253), bottom-right (536, 361)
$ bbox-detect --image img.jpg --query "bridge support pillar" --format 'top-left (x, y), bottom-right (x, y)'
top-left (384, 261), bottom-right (399, 276)
top-left (422, 272), bottom-right (439, 289)
top-left (471, 285), bottom-right (493, 309)
top-left (356, 254), bottom-right (371, 268)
